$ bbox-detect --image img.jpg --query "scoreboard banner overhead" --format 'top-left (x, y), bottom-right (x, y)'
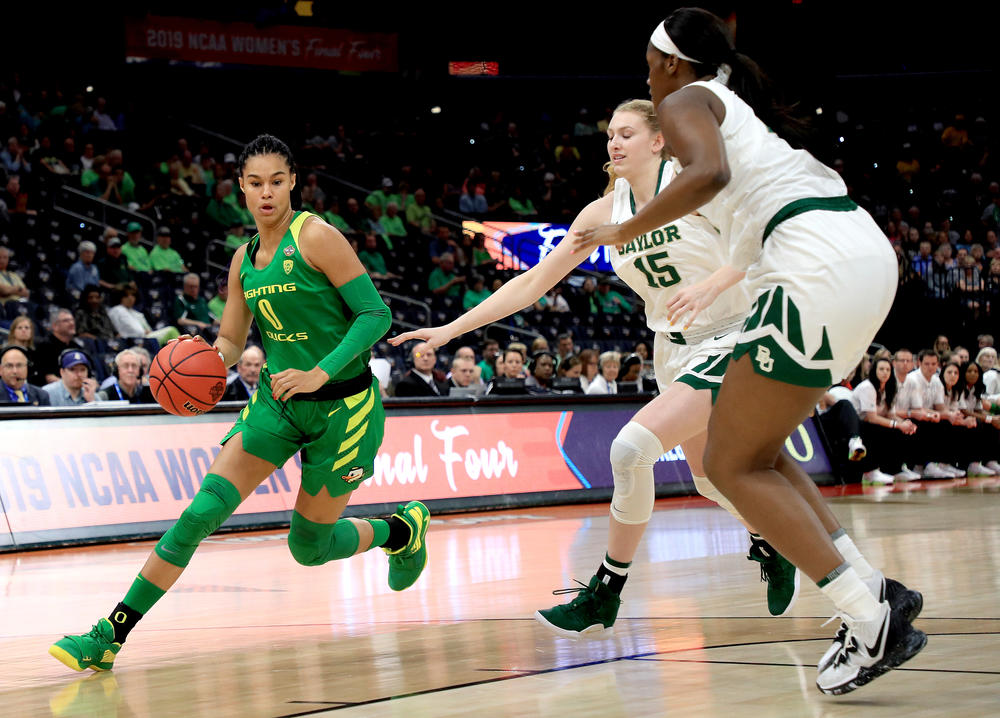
top-left (125, 15), bottom-right (398, 72)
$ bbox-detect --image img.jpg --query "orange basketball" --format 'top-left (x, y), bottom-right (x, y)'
top-left (149, 339), bottom-right (227, 416)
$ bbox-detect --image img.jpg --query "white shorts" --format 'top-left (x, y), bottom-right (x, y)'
top-left (653, 327), bottom-right (740, 400)
top-left (734, 207), bottom-right (897, 387)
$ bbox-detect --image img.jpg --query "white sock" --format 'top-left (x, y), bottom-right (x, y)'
top-left (819, 564), bottom-right (880, 621)
top-left (831, 529), bottom-right (874, 579)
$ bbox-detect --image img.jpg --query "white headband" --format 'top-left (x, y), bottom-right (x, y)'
top-left (650, 24), bottom-right (703, 64)
top-left (650, 22), bottom-right (732, 87)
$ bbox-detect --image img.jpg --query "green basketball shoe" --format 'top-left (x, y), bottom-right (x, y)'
top-left (49, 618), bottom-right (122, 672)
top-left (534, 576), bottom-right (622, 638)
top-left (384, 500), bottom-right (430, 591)
top-left (747, 534), bottom-right (800, 616)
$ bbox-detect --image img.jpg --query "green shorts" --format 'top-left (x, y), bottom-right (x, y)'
top-left (221, 371), bottom-right (385, 497)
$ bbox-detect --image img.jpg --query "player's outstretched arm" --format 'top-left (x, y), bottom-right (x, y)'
top-left (390, 195), bottom-right (612, 349)
top-left (214, 244), bottom-right (254, 367)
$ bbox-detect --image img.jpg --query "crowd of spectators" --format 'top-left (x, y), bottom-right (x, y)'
top-left (819, 334), bottom-right (1000, 484)
top-left (1, 71), bottom-right (999, 486)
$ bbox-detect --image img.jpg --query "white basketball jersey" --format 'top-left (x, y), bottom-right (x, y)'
top-left (685, 80), bottom-right (848, 271)
top-left (610, 160), bottom-right (749, 335)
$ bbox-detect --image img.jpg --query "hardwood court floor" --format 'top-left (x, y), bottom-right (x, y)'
top-left (1, 479), bottom-right (998, 717)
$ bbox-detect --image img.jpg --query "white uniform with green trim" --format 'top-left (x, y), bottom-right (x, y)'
top-left (683, 79), bottom-right (897, 387)
top-left (609, 161), bottom-right (751, 395)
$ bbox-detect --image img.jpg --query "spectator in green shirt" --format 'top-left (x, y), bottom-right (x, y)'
top-left (509, 185), bottom-right (538, 217)
top-left (207, 273), bottom-right (228, 320)
top-left (379, 202), bottom-right (408, 242)
top-left (121, 222), bottom-right (152, 274)
top-left (205, 180), bottom-right (245, 229)
top-left (150, 227), bottom-right (188, 274)
top-left (596, 278), bottom-right (632, 314)
top-left (357, 235), bottom-right (398, 280)
top-left (428, 252), bottom-right (464, 298)
top-left (365, 177), bottom-right (400, 213)
top-left (224, 222), bottom-right (249, 254)
top-left (315, 197), bottom-right (353, 235)
top-left (463, 273), bottom-right (492, 310)
top-left (406, 188), bottom-right (433, 235)
top-left (173, 273), bottom-right (217, 339)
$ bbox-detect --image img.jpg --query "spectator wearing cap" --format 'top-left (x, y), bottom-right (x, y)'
top-left (150, 226), bottom-right (189, 274)
top-left (98, 235), bottom-right (135, 293)
top-left (66, 241), bottom-right (101, 295)
top-left (365, 177), bottom-right (399, 213)
top-left (43, 350), bottom-right (98, 406)
top-left (0, 345), bottom-right (50, 406)
top-left (122, 222), bottom-right (152, 274)
top-left (0, 246), bottom-right (29, 304)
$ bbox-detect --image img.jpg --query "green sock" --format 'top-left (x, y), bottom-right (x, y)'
top-left (123, 573), bottom-right (167, 614)
top-left (367, 518), bottom-right (390, 549)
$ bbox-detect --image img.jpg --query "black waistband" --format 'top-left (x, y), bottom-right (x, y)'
top-left (268, 367), bottom-right (373, 401)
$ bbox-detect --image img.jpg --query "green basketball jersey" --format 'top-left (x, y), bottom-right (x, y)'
top-left (239, 211), bottom-right (370, 381)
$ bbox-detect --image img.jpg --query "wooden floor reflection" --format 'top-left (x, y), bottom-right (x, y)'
top-left (2, 478), bottom-right (998, 717)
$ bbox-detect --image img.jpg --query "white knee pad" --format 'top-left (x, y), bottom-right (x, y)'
top-left (609, 422), bottom-right (663, 525)
top-left (691, 473), bottom-right (745, 523)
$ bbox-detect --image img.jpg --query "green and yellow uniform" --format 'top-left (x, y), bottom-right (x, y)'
top-left (222, 211), bottom-right (392, 497)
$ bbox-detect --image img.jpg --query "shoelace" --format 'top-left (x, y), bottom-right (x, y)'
top-left (552, 578), bottom-right (591, 597)
top-left (821, 614), bottom-right (853, 667)
top-left (748, 544), bottom-right (777, 584)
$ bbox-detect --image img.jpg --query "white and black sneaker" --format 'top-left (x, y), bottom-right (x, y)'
top-left (816, 599), bottom-right (927, 695)
top-left (818, 572), bottom-right (924, 672)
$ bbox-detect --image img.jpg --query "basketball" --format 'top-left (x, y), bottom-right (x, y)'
top-left (149, 339), bottom-right (227, 417)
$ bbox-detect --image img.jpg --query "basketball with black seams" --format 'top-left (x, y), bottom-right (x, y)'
top-left (149, 339), bottom-right (227, 416)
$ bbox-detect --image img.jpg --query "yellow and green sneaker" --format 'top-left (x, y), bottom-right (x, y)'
top-left (383, 500), bottom-right (430, 591)
top-left (49, 618), bottom-right (122, 672)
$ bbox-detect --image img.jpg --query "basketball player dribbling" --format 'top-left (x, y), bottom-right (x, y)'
top-left (49, 135), bottom-right (430, 672)
top-left (573, 8), bottom-right (925, 694)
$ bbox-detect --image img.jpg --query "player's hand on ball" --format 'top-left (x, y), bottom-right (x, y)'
top-left (389, 326), bottom-right (453, 349)
top-left (170, 334), bottom-right (204, 344)
top-left (270, 366), bottom-right (329, 401)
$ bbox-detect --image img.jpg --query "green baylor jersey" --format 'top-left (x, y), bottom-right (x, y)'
top-left (239, 211), bottom-right (369, 381)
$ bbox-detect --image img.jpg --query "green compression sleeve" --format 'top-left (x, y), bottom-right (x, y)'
top-left (317, 273), bottom-right (392, 380)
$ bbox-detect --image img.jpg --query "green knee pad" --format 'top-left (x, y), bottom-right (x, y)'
top-left (155, 474), bottom-right (242, 567)
top-left (287, 512), bottom-right (360, 566)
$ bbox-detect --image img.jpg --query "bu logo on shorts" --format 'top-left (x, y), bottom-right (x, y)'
top-left (755, 345), bottom-right (774, 373)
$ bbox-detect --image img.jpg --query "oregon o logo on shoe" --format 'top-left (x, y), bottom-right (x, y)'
top-left (755, 345), bottom-right (774, 373)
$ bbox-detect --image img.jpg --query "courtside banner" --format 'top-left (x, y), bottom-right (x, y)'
top-left (0, 407), bottom-right (829, 550)
top-left (124, 16), bottom-right (398, 72)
